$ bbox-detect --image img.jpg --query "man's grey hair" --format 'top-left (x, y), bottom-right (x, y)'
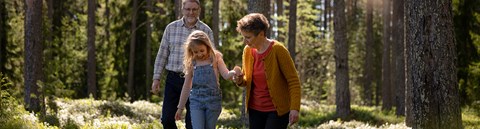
top-left (182, 0), bottom-right (200, 8)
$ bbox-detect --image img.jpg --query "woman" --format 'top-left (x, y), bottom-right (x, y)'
top-left (233, 13), bottom-right (301, 129)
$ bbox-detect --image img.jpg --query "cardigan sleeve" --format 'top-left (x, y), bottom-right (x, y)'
top-left (275, 44), bottom-right (302, 111)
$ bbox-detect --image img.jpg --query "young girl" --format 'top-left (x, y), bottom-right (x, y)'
top-left (175, 30), bottom-right (236, 129)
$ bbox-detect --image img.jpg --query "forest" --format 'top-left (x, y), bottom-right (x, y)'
top-left (1, 0), bottom-right (480, 128)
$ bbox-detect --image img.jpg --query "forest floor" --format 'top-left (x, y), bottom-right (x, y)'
top-left (1, 98), bottom-right (479, 129)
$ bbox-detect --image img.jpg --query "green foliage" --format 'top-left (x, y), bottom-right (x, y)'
top-left (293, 0), bottom-right (332, 102)
top-left (462, 103), bottom-right (480, 129)
top-left (44, 16), bottom-right (88, 99)
top-left (1, 73), bottom-right (56, 129)
top-left (216, 0), bottom-right (247, 107)
top-left (3, 0), bottom-right (24, 100)
top-left (453, 0), bottom-right (480, 105)
top-left (299, 100), bottom-right (404, 128)
top-left (3, 97), bottom-right (480, 129)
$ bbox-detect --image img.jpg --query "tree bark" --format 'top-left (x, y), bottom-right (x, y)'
top-left (175, 0), bottom-right (181, 19)
top-left (381, 0), bottom-right (393, 110)
top-left (128, 0), bottom-right (138, 101)
top-left (276, 0), bottom-right (284, 42)
top-left (0, 0), bottom-right (6, 74)
top-left (212, 0), bottom-right (219, 47)
top-left (334, 0), bottom-right (350, 119)
top-left (288, 0), bottom-right (297, 62)
top-left (392, 0), bottom-right (405, 116)
top-left (323, 0), bottom-right (329, 38)
top-left (87, 0), bottom-right (97, 99)
top-left (363, 0), bottom-right (373, 106)
top-left (248, 0), bottom-right (271, 37)
top-left (145, 0), bottom-right (153, 100)
top-left (405, 0), bottom-right (462, 128)
top-left (24, 0), bottom-right (43, 112)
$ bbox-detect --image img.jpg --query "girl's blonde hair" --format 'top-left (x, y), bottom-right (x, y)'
top-left (183, 30), bottom-right (219, 77)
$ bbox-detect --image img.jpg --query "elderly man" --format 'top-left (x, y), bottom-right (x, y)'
top-left (151, 0), bottom-right (214, 128)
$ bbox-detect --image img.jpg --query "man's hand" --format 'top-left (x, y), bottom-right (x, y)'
top-left (151, 80), bottom-right (160, 94)
top-left (175, 108), bottom-right (183, 120)
top-left (289, 110), bottom-right (299, 126)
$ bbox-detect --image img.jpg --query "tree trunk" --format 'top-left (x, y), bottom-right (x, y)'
top-left (199, 1), bottom-right (204, 20)
top-left (334, 0), bottom-right (350, 119)
top-left (47, 0), bottom-right (53, 42)
top-left (145, 0), bottom-right (153, 100)
top-left (405, 37), bottom-right (413, 126)
top-left (363, 0), bottom-right (373, 106)
top-left (248, 0), bottom-right (271, 37)
top-left (128, 0), bottom-right (137, 101)
top-left (212, 0), bottom-right (219, 47)
top-left (323, 0), bottom-right (329, 38)
top-left (405, 0), bottom-right (462, 128)
top-left (276, 0), bottom-right (284, 42)
top-left (392, 0), bottom-right (405, 116)
top-left (87, 0), bottom-right (97, 99)
top-left (0, 0), bottom-right (6, 74)
top-left (381, 0), bottom-right (393, 110)
top-left (24, 0), bottom-right (43, 112)
top-left (105, 0), bottom-right (110, 44)
top-left (288, 0), bottom-right (297, 62)
top-left (175, 0), bottom-right (181, 19)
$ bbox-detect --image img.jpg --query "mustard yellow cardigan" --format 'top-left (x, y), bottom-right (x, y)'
top-left (237, 40), bottom-right (301, 116)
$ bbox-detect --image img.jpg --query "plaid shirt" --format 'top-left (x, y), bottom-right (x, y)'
top-left (153, 17), bottom-right (214, 80)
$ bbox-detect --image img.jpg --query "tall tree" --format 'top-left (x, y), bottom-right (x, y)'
top-left (87, 0), bottom-right (97, 99)
top-left (276, 0), bottom-right (284, 42)
top-left (381, 0), bottom-right (393, 110)
top-left (127, 0), bottom-right (138, 101)
top-left (334, 0), bottom-right (350, 119)
top-left (175, 0), bottom-right (181, 19)
top-left (405, 0), bottom-right (462, 128)
top-left (363, 0), bottom-right (374, 106)
top-left (0, 0), bottom-right (6, 74)
top-left (24, 0), bottom-right (43, 112)
top-left (212, 0), bottom-right (219, 47)
top-left (146, 0), bottom-right (153, 100)
top-left (323, 0), bottom-right (329, 38)
top-left (392, 0), bottom-right (405, 116)
top-left (248, 0), bottom-right (271, 37)
top-left (288, 0), bottom-right (297, 62)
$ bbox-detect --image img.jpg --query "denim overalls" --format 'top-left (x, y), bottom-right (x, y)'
top-left (189, 59), bottom-right (222, 129)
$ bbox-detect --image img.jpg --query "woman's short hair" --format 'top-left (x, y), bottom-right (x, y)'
top-left (236, 13), bottom-right (270, 36)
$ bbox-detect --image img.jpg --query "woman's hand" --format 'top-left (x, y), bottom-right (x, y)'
top-left (232, 66), bottom-right (244, 84)
top-left (289, 110), bottom-right (299, 126)
top-left (175, 108), bottom-right (183, 120)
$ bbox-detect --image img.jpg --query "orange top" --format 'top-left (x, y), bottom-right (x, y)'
top-left (249, 41), bottom-right (275, 112)
top-left (237, 40), bottom-right (301, 116)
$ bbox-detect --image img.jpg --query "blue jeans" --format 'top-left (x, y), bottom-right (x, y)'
top-left (248, 108), bottom-right (289, 129)
top-left (189, 90), bottom-right (222, 129)
top-left (189, 107), bottom-right (221, 129)
top-left (161, 71), bottom-right (192, 129)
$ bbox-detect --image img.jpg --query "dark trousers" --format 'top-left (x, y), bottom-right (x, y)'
top-left (248, 108), bottom-right (289, 129)
top-left (161, 71), bottom-right (192, 129)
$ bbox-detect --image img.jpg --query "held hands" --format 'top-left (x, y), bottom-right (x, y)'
top-left (150, 80), bottom-right (160, 94)
top-left (175, 108), bottom-right (184, 120)
top-left (232, 66), bottom-right (244, 84)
